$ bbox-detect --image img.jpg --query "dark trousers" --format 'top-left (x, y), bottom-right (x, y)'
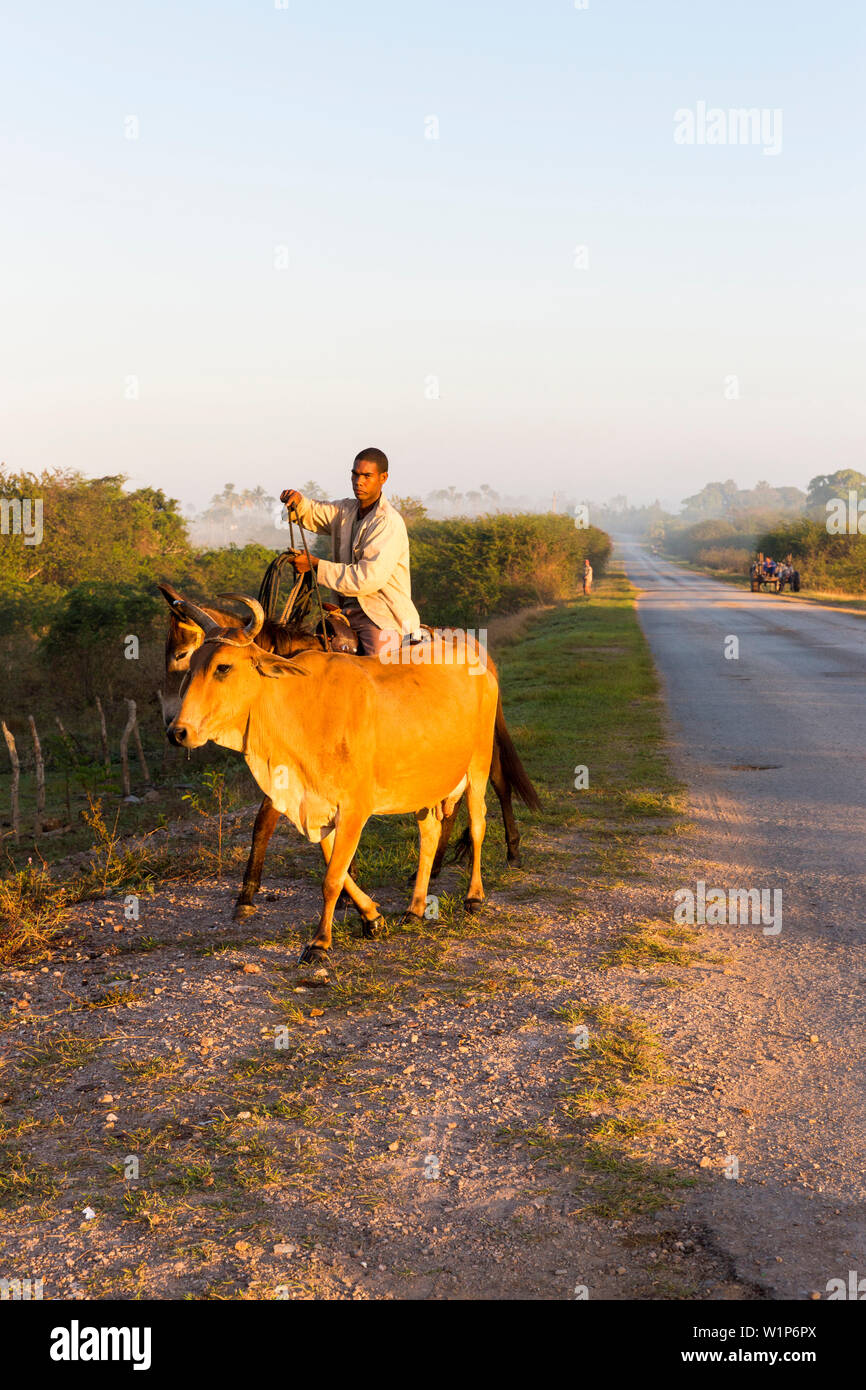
top-left (344, 604), bottom-right (385, 657)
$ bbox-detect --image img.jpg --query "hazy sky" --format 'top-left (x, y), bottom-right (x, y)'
top-left (1, 1), bottom-right (862, 512)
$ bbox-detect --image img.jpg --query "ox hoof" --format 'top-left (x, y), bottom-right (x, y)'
top-left (296, 945), bottom-right (331, 984)
top-left (506, 852), bottom-right (522, 869)
top-left (362, 913), bottom-right (386, 940)
top-left (463, 897), bottom-right (484, 915)
top-left (233, 903), bottom-right (258, 921)
top-left (398, 909), bottom-right (426, 927)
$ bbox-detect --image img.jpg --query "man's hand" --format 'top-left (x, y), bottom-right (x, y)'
top-left (280, 488), bottom-right (303, 511)
top-left (288, 549), bottom-right (318, 574)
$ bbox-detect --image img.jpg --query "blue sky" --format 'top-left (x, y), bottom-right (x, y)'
top-left (0, 1), bottom-right (862, 511)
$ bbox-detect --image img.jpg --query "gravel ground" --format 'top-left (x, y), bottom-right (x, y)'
top-left (0, 805), bottom-right (768, 1302)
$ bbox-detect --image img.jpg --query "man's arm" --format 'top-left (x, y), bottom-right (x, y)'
top-left (317, 515), bottom-right (404, 597)
top-left (280, 488), bottom-right (340, 535)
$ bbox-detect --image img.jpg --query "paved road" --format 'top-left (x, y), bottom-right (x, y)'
top-left (624, 544), bottom-right (866, 928)
top-left (620, 543), bottom-right (866, 1298)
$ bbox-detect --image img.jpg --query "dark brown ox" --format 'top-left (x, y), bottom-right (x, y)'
top-left (158, 582), bottom-right (539, 922)
top-left (166, 593), bottom-right (499, 978)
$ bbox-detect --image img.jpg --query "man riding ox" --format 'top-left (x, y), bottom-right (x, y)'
top-left (157, 446), bottom-right (540, 933)
top-left (280, 447), bottom-right (420, 658)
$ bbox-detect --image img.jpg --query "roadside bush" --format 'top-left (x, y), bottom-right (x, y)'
top-left (757, 518), bottom-right (866, 594)
top-left (694, 547), bottom-right (752, 573)
top-left (40, 581), bottom-right (163, 705)
top-left (661, 512), bottom-right (866, 594)
top-left (175, 544), bottom-right (291, 599)
top-left (662, 520), bottom-right (758, 563)
top-left (408, 514), bottom-right (611, 626)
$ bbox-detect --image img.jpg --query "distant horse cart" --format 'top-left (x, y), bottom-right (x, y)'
top-left (749, 552), bottom-right (801, 594)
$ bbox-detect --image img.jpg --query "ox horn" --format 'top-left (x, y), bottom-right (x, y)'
top-left (217, 593), bottom-right (265, 641)
top-left (170, 593), bottom-right (221, 637)
top-left (157, 580), bottom-right (186, 609)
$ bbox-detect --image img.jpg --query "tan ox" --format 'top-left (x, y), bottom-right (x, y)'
top-left (166, 593), bottom-right (498, 980)
top-left (157, 581), bottom-right (540, 922)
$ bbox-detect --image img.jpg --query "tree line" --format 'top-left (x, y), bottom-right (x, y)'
top-left (0, 467), bottom-right (610, 718)
top-left (653, 470), bottom-right (866, 593)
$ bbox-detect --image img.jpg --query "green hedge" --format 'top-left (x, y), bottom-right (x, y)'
top-left (407, 514), bottom-right (611, 626)
top-left (757, 518), bottom-right (866, 594)
top-left (662, 519), bottom-right (760, 561)
top-left (660, 513), bottom-right (866, 594)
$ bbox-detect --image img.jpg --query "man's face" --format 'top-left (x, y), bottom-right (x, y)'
top-left (351, 459), bottom-right (385, 507)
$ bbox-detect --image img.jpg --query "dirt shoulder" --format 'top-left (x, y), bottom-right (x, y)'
top-left (1, 820), bottom-right (760, 1301)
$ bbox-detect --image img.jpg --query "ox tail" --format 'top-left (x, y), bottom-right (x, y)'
top-left (448, 696), bottom-right (541, 866)
top-left (495, 695), bottom-right (541, 811)
top-left (450, 827), bottom-right (472, 865)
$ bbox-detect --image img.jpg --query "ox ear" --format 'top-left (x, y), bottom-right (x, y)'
top-left (252, 651), bottom-right (309, 679)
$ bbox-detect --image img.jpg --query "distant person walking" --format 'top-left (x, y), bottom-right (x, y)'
top-left (583, 558), bottom-right (593, 596)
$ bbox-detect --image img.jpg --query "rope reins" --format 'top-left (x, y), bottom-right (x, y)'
top-left (255, 506), bottom-right (331, 652)
top-left (257, 551), bottom-right (299, 623)
top-left (290, 504), bottom-right (331, 652)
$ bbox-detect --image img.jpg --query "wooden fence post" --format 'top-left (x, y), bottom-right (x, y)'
top-left (28, 715), bottom-right (45, 838)
top-left (2, 721), bottom-right (20, 843)
top-left (95, 697), bottom-right (111, 774)
top-left (119, 700), bottom-right (136, 798)
top-left (132, 718), bottom-right (151, 786)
